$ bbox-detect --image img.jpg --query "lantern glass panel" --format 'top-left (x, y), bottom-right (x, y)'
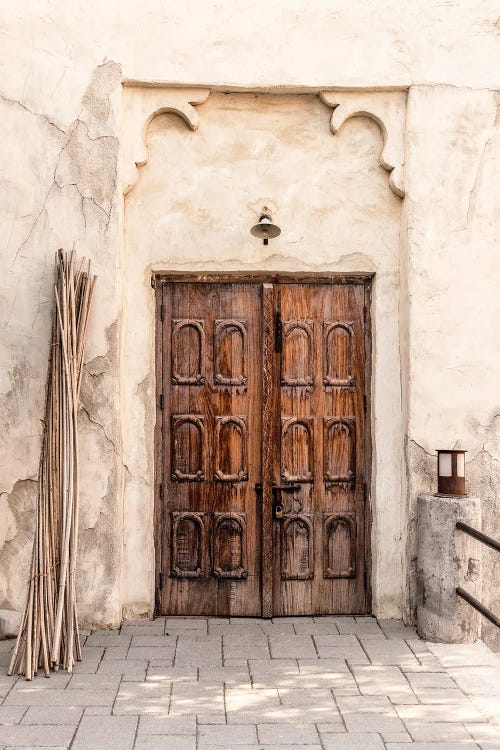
top-left (438, 452), bottom-right (452, 477)
top-left (456, 452), bottom-right (465, 477)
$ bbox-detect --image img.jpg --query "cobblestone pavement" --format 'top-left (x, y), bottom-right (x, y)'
top-left (1, 617), bottom-right (499, 749)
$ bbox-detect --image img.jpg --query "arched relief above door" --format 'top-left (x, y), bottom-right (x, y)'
top-left (122, 86), bottom-right (211, 194)
top-left (320, 90), bottom-right (406, 198)
top-left (122, 85), bottom-right (406, 196)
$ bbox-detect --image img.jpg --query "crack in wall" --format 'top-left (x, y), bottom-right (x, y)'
top-left (124, 464), bottom-right (152, 488)
top-left (79, 404), bottom-right (119, 456)
top-left (466, 98), bottom-right (499, 226)
top-left (0, 94), bottom-right (65, 135)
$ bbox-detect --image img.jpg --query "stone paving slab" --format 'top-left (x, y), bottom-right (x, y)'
top-left (405, 719), bottom-right (473, 742)
top-left (4, 689), bottom-right (116, 707)
top-left (257, 721), bottom-right (319, 744)
top-left (1, 617), bottom-right (499, 748)
top-left (21, 706), bottom-right (84, 725)
top-left (449, 665), bottom-right (500, 695)
top-left (465, 722), bottom-right (500, 748)
top-left (337, 694), bottom-right (398, 715)
top-left (386, 745), bottom-right (480, 750)
top-left (0, 708), bottom-right (25, 726)
top-left (343, 713), bottom-right (407, 736)
top-left (321, 733), bottom-right (386, 749)
top-left (361, 639), bottom-right (420, 667)
top-left (199, 724), bottom-right (257, 745)
top-left (138, 715), bottom-right (196, 734)
top-left (134, 738), bottom-right (195, 750)
top-left (277, 687), bottom-right (340, 708)
top-left (0, 724), bottom-right (75, 746)
top-left (410, 686), bottom-right (471, 704)
top-left (72, 715), bottom-right (137, 749)
top-left (351, 664), bottom-right (416, 701)
top-left (427, 641), bottom-right (499, 667)
top-left (470, 695), bottom-right (500, 722)
top-left (395, 702), bottom-right (488, 723)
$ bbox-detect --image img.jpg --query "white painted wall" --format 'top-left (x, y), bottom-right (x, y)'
top-left (0, 1), bottom-right (498, 645)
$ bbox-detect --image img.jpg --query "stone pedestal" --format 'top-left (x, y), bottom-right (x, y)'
top-left (417, 493), bottom-right (481, 643)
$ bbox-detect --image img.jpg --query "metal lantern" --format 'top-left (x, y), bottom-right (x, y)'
top-left (250, 208), bottom-right (281, 245)
top-left (436, 449), bottom-right (467, 496)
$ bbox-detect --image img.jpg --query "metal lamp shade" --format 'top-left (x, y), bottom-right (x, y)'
top-left (436, 449), bottom-right (467, 496)
top-left (250, 214), bottom-right (281, 245)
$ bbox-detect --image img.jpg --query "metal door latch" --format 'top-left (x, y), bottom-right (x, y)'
top-left (272, 484), bottom-right (301, 493)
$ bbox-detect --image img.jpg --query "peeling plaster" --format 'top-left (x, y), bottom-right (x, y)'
top-left (0, 60), bottom-right (124, 629)
top-left (0, 479), bottom-right (37, 611)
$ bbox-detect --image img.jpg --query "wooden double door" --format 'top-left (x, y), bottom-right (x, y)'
top-left (155, 277), bottom-right (371, 617)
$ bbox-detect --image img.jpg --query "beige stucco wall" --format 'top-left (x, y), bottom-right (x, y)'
top-left (404, 86), bottom-right (500, 648)
top-left (122, 92), bottom-right (404, 619)
top-left (0, 1), bottom-right (498, 646)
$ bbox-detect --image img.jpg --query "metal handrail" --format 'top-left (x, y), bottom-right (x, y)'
top-left (455, 521), bottom-right (500, 629)
top-left (456, 521), bottom-right (500, 553)
top-left (456, 587), bottom-right (500, 628)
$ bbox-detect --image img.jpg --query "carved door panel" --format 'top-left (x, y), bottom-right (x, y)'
top-left (272, 283), bottom-right (369, 615)
top-left (158, 282), bottom-right (262, 616)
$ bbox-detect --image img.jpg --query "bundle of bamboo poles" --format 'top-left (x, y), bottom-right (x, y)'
top-left (9, 250), bottom-right (96, 680)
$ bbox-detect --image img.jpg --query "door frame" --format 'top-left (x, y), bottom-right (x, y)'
top-left (153, 271), bottom-right (373, 616)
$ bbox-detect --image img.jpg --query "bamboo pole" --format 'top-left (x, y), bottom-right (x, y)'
top-left (9, 250), bottom-right (96, 679)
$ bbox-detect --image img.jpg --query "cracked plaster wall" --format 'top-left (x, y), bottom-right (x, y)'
top-left (0, 2), bottom-right (499, 638)
top-left (0, 61), bottom-right (124, 628)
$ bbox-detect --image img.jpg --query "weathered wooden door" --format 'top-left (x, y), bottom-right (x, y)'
top-left (156, 278), bottom-right (370, 617)
top-left (270, 283), bottom-right (369, 615)
top-left (156, 282), bottom-right (263, 616)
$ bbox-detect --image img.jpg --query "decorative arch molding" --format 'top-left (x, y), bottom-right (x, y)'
top-left (320, 91), bottom-right (406, 198)
top-left (122, 86), bottom-right (211, 194)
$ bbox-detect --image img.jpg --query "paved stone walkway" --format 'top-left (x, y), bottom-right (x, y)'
top-left (0, 617), bottom-right (499, 749)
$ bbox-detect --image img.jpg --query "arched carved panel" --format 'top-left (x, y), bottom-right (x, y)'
top-left (323, 417), bottom-right (356, 485)
top-left (281, 418), bottom-right (314, 482)
top-left (214, 416), bottom-right (248, 482)
top-left (122, 86), bottom-right (210, 195)
top-left (281, 320), bottom-right (314, 386)
top-left (281, 515), bottom-right (314, 580)
top-left (171, 319), bottom-right (205, 385)
top-left (323, 513), bottom-right (356, 579)
top-left (171, 512), bottom-right (206, 578)
top-left (213, 513), bottom-right (248, 579)
top-left (214, 320), bottom-right (248, 386)
top-left (171, 415), bottom-right (205, 481)
top-left (319, 90), bottom-right (406, 198)
top-left (323, 322), bottom-right (355, 387)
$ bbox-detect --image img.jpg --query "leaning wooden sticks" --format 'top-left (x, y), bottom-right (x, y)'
top-left (9, 250), bottom-right (96, 679)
